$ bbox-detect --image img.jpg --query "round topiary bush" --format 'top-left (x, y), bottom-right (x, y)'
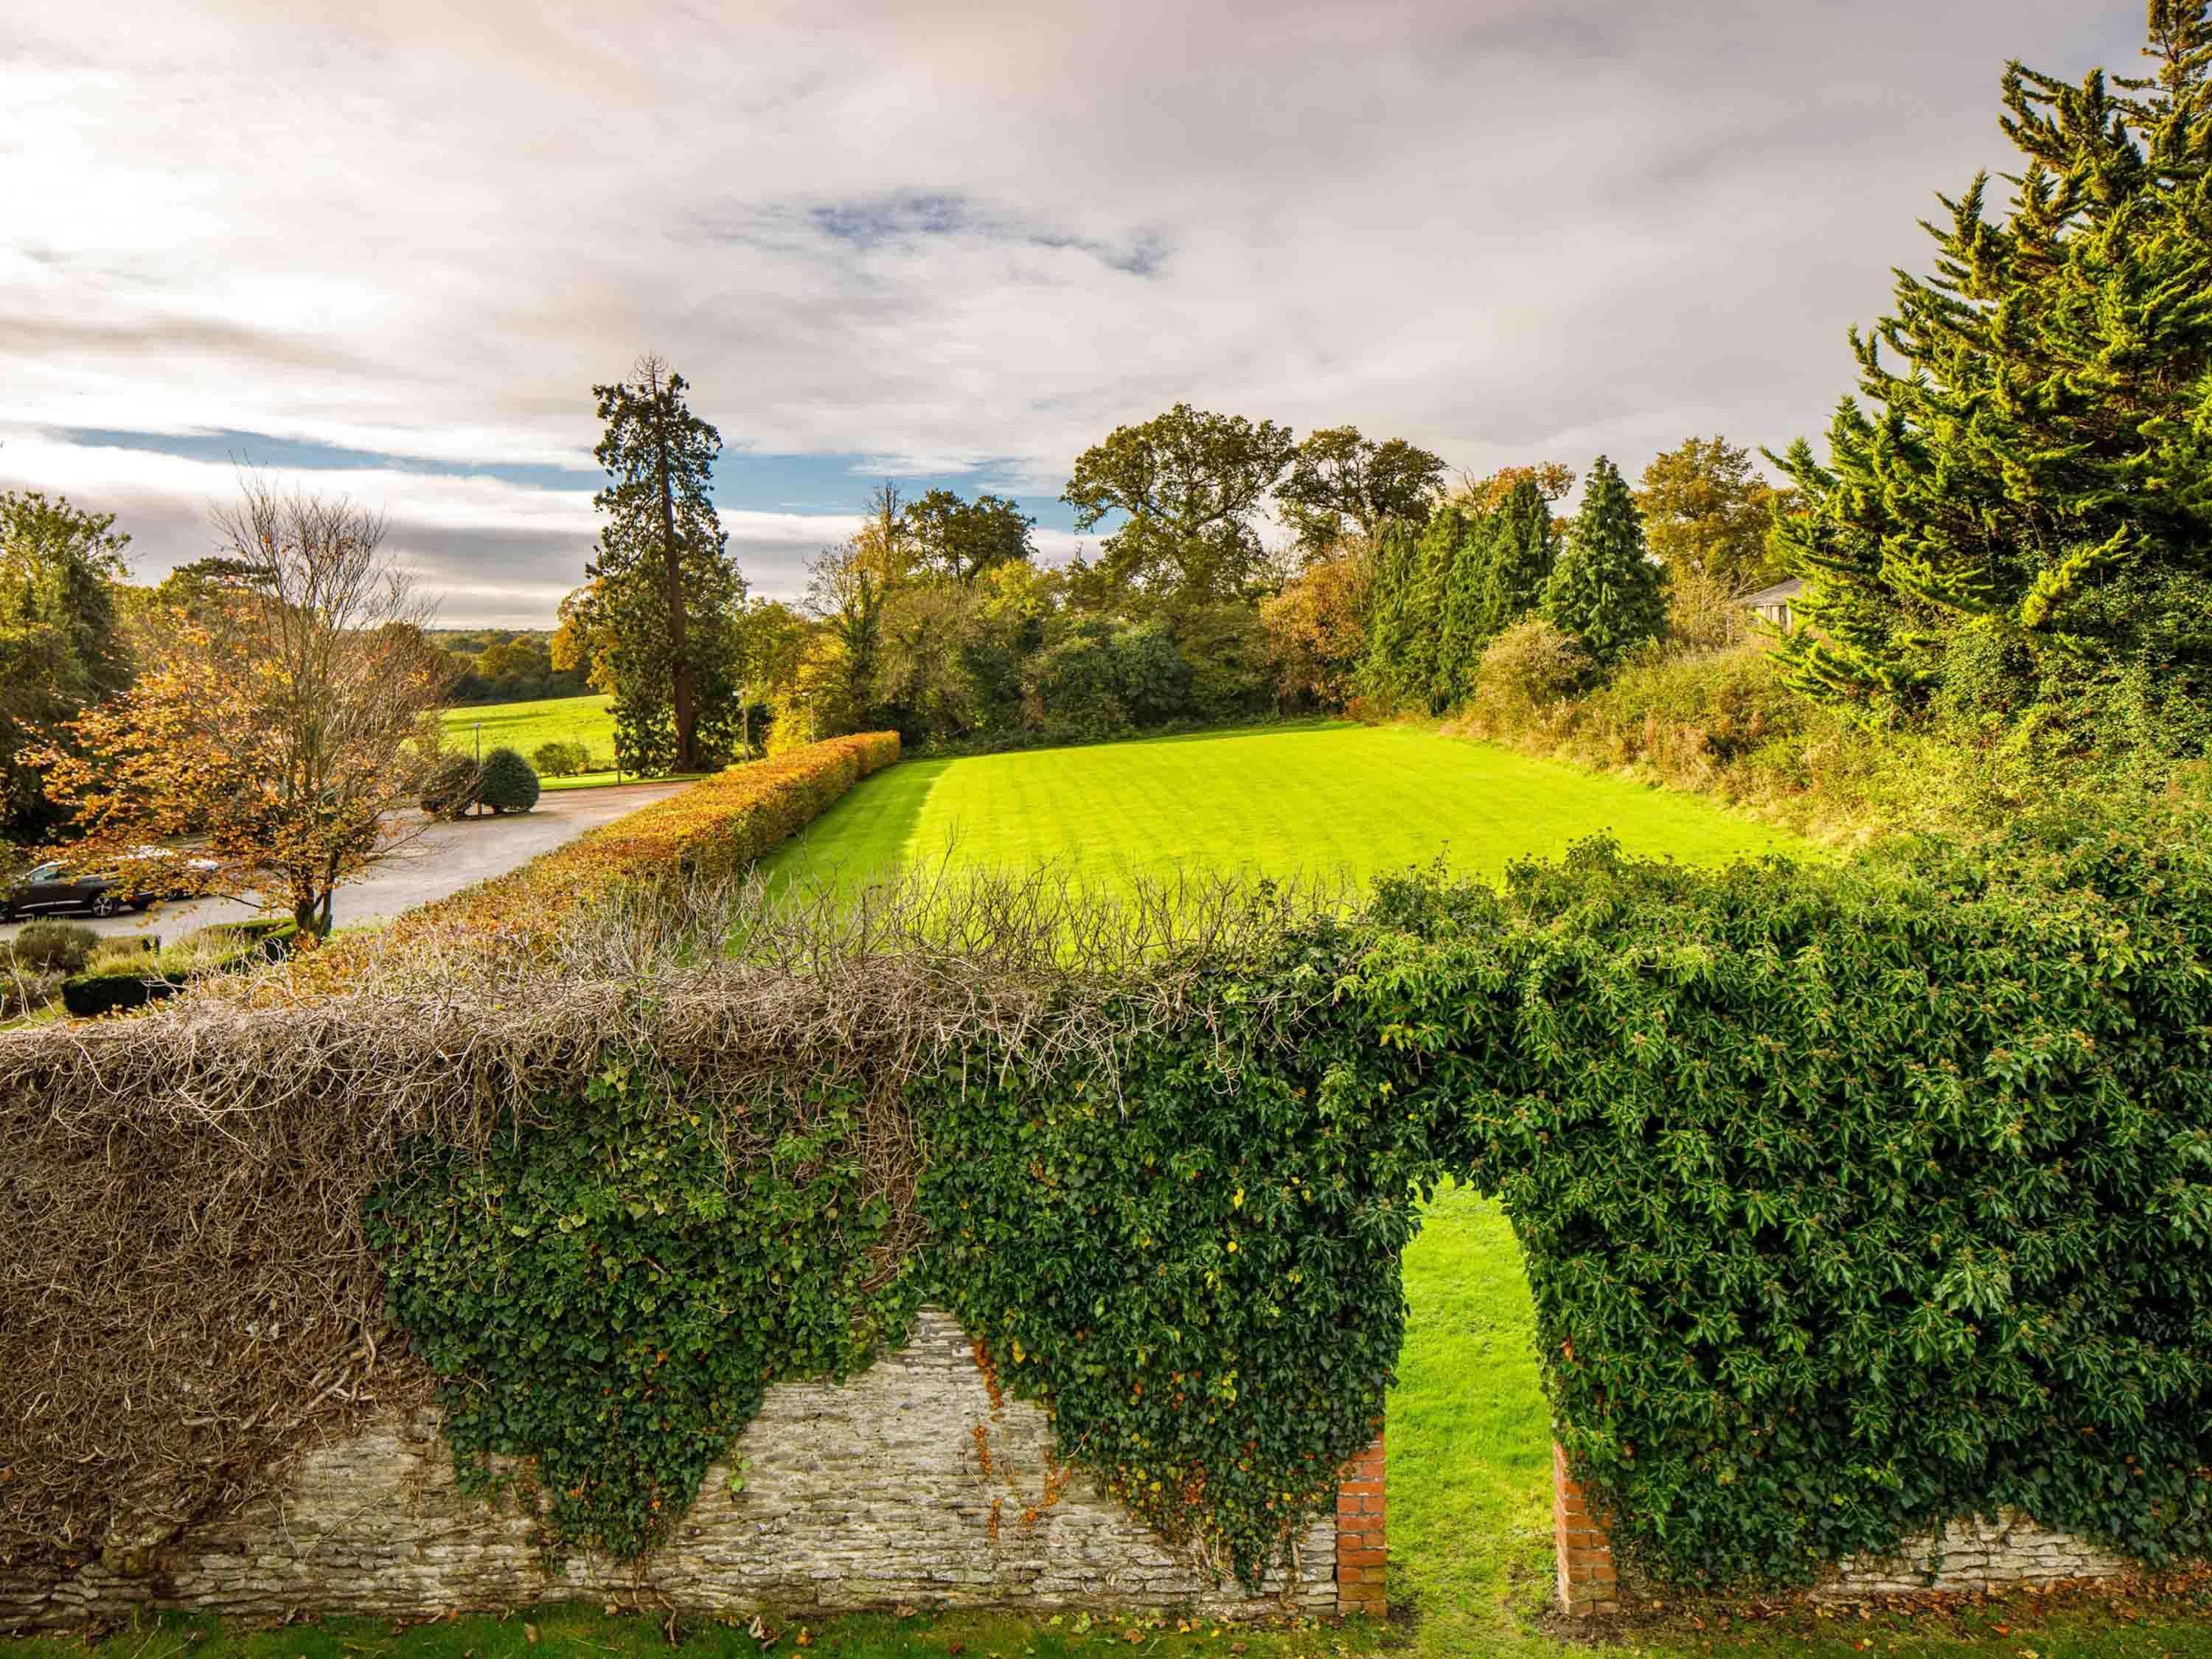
top-left (420, 752), bottom-right (481, 820)
top-left (478, 746), bottom-right (540, 814)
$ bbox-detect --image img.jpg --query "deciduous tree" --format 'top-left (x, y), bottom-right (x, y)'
top-left (1278, 426), bottom-right (1446, 554)
top-left (44, 479), bottom-right (448, 936)
top-left (1636, 436), bottom-right (1788, 592)
top-left (1261, 547), bottom-right (1372, 709)
top-left (902, 489), bottom-right (1035, 583)
top-left (1456, 461), bottom-right (1576, 516)
top-left (1062, 403), bottom-right (1295, 605)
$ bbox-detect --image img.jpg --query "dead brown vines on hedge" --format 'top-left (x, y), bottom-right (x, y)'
top-left (0, 863), bottom-right (1335, 1582)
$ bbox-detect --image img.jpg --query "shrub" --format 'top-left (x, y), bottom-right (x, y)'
top-left (58, 919), bottom-right (298, 1016)
top-left (531, 740), bottom-right (589, 778)
top-left (420, 752), bottom-right (481, 819)
top-left (1464, 616), bottom-right (1592, 727)
top-left (7, 920), bottom-right (100, 975)
top-left (59, 962), bottom-right (186, 1017)
top-left (476, 747), bottom-right (540, 813)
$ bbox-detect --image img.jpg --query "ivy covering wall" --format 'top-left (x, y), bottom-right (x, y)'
top-left (364, 813), bottom-right (2212, 1592)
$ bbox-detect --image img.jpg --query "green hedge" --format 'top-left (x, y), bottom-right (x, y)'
top-left (366, 820), bottom-right (2212, 1590)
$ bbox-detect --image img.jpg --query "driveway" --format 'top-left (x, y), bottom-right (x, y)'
top-left (0, 781), bottom-right (694, 945)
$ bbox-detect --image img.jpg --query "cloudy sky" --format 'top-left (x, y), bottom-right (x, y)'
top-left (3, 1), bottom-right (2144, 625)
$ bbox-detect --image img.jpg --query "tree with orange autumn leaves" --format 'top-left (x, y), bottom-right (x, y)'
top-left (42, 479), bottom-right (449, 937)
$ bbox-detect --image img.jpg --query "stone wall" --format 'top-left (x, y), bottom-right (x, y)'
top-left (1549, 1445), bottom-right (2142, 1614)
top-left (4, 1310), bottom-right (1360, 1632)
top-left (1820, 1514), bottom-right (2132, 1599)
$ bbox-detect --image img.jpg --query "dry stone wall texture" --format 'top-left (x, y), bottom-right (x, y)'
top-left (1820, 1513), bottom-right (2134, 1599)
top-left (4, 1310), bottom-right (1336, 1631)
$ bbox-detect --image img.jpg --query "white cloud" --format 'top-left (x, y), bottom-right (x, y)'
top-left (1, 0), bottom-right (2149, 616)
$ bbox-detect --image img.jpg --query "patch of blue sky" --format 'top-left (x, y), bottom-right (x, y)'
top-left (46, 425), bottom-right (1084, 532)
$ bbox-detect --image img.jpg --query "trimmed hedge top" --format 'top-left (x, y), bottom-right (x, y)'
top-left (303, 732), bottom-right (900, 985)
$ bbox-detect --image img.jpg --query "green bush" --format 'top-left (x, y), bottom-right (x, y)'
top-left (477, 746), bottom-right (540, 813)
top-left (7, 920), bottom-right (100, 975)
top-left (1464, 615), bottom-right (1592, 726)
top-left (531, 740), bottom-right (590, 779)
top-left (420, 752), bottom-right (481, 819)
top-left (60, 962), bottom-right (185, 1018)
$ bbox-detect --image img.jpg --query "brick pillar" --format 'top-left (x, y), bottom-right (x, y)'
top-left (1554, 1443), bottom-right (1618, 1616)
top-left (1336, 1430), bottom-right (1387, 1615)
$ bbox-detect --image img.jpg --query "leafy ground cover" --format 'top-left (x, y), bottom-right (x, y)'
top-left (764, 723), bottom-right (1803, 893)
top-left (439, 695), bottom-right (672, 792)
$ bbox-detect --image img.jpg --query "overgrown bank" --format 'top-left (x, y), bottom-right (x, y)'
top-left (6, 788), bottom-right (2210, 1601)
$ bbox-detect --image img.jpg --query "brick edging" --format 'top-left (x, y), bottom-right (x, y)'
top-left (1336, 1430), bottom-right (1386, 1615)
top-left (1554, 1443), bottom-right (1618, 1615)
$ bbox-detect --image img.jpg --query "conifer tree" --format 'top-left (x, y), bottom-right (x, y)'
top-left (1432, 511), bottom-right (1493, 710)
top-left (1481, 476), bottom-right (1557, 636)
top-left (1359, 521), bottom-right (1423, 708)
top-left (1401, 508), bottom-right (1463, 711)
top-left (1541, 456), bottom-right (1664, 669)
top-left (1774, 4), bottom-right (2212, 754)
top-left (573, 355), bottom-right (745, 773)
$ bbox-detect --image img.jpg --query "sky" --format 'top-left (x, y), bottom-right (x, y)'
top-left (2, 1), bottom-right (2148, 626)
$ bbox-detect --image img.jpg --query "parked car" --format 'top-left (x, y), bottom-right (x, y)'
top-left (121, 846), bottom-right (223, 900)
top-left (1, 862), bottom-right (152, 921)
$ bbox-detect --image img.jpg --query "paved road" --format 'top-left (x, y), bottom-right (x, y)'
top-left (0, 781), bottom-right (692, 945)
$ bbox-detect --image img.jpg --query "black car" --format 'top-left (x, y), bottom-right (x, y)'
top-left (1, 861), bottom-right (153, 921)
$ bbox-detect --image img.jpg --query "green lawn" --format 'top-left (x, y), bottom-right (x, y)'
top-left (439, 695), bottom-right (700, 792)
top-left (767, 721), bottom-right (1802, 893)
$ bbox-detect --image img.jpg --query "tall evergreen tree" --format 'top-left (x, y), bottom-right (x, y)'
top-left (1433, 509), bottom-right (1493, 710)
top-left (1401, 508), bottom-right (1462, 711)
top-left (1774, 4), bottom-right (2212, 754)
top-left (1542, 456), bottom-right (1665, 669)
top-left (1359, 521), bottom-right (1424, 708)
top-left (575, 355), bottom-right (745, 773)
top-left (1481, 477), bottom-right (1557, 636)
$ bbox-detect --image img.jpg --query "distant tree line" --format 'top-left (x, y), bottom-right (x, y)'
top-left (535, 369), bottom-right (1811, 768)
top-left (434, 630), bottom-right (594, 704)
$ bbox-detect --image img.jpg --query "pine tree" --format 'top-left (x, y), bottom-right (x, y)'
top-left (1433, 511), bottom-right (1493, 710)
top-left (1774, 4), bottom-right (2212, 754)
top-left (1542, 456), bottom-right (1664, 669)
top-left (577, 355), bottom-right (746, 773)
top-left (1402, 509), bottom-right (1462, 712)
top-left (1482, 477), bottom-right (1557, 636)
top-left (1359, 521), bottom-right (1423, 709)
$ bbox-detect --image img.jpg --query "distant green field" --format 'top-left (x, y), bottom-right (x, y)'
top-left (439, 695), bottom-right (650, 792)
top-left (442, 694), bottom-right (613, 757)
top-left (765, 720), bottom-right (1801, 893)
